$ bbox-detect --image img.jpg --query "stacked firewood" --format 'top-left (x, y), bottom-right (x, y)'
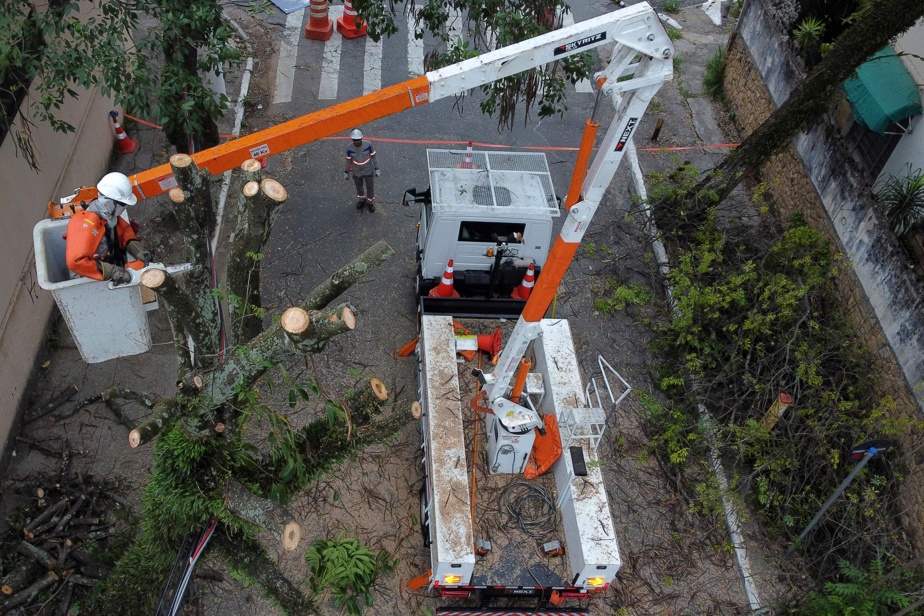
top-left (0, 475), bottom-right (130, 616)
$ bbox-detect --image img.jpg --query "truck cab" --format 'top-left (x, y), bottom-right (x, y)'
top-left (406, 149), bottom-right (560, 317)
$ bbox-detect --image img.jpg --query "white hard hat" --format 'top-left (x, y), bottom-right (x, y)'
top-left (349, 128), bottom-right (364, 140)
top-left (97, 172), bottom-right (137, 206)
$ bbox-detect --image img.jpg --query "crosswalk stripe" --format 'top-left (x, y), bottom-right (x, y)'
top-left (273, 8), bottom-right (305, 104)
top-left (560, 10), bottom-right (593, 93)
top-left (363, 37), bottom-right (383, 94)
top-left (318, 6), bottom-right (344, 100)
top-left (407, 8), bottom-right (424, 75)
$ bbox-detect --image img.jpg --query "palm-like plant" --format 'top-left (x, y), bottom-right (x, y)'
top-left (875, 167), bottom-right (924, 236)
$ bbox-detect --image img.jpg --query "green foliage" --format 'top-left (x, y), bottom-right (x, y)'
top-left (650, 211), bottom-right (921, 576)
top-left (663, 0), bottom-right (681, 14)
top-left (593, 280), bottom-right (652, 314)
top-left (306, 532), bottom-right (396, 615)
top-left (350, 0), bottom-right (590, 129)
top-left (702, 45), bottom-right (726, 99)
top-left (797, 558), bottom-right (917, 615)
top-left (667, 27), bottom-right (683, 40)
top-left (874, 167), bottom-right (924, 236)
top-left (793, 16), bottom-right (826, 49)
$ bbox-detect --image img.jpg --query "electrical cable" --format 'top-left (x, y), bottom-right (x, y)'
top-left (168, 517), bottom-right (218, 616)
top-left (154, 531), bottom-right (196, 616)
top-left (500, 482), bottom-right (557, 538)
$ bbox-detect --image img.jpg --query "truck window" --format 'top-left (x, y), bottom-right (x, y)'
top-left (458, 221), bottom-right (526, 243)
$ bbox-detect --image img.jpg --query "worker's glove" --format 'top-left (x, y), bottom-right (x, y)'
top-left (374, 169), bottom-right (380, 177)
top-left (342, 172), bottom-right (350, 181)
top-left (102, 263), bottom-right (132, 286)
top-left (126, 240), bottom-right (153, 265)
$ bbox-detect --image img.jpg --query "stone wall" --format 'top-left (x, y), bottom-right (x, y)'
top-left (724, 0), bottom-right (924, 547)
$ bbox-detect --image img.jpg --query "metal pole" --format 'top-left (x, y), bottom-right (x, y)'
top-left (792, 448), bottom-right (876, 548)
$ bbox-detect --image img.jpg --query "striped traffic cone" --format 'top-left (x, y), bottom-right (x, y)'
top-left (304, 0), bottom-right (333, 40)
top-left (511, 262), bottom-right (535, 300)
top-left (109, 110), bottom-right (137, 155)
top-left (428, 259), bottom-right (461, 298)
top-left (336, 0), bottom-right (367, 39)
top-left (456, 141), bottom-right (476, 169)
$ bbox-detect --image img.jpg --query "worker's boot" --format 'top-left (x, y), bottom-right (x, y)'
top-left (367, 200), bottom-right (376, 212)
top-left (355, 197), bottom-right (367, 210)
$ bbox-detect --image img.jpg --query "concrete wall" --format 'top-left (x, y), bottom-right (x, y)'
top-left (0, 81), bottom-right (114, 473)
top-left (725, 0), bottom-right (924, 546)
top-left (880, 21), bottom-right (924, 181)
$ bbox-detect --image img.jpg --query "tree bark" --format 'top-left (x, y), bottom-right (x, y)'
top-left (1, 561), bottom-right (42, 596)
top-left (222, 480), bottom-right (301, 551)
top-left (228, 176), bottom-right (288, 345)
top-left (343, 377), bottom-right (389, 424)
top-left (0, 571), bottom-right (58, 612)
top-left (141, 267), bottom-right (214, 375)
top-left (202, 303), bottom-right (357, 404)
top-left (676, 0), bottom-right (924, 211)
top-left (129, 399), bottom-right (182, 449)
top-left (281, 305), bottom-right (356, 354)
top-left (214, 532), bottom-right (317, 615)
top-left (169, 155), bottom-right (219, 369)
top-left (301, 240), bottom-right (396, 311)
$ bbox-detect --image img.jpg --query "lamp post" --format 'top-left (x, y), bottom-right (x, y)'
top-left (789, 439), bottom-right (893, 553)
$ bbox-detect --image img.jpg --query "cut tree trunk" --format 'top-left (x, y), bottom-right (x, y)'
top-left (222, 480), bottom-right (301, 551)
top-left (129, 399), bottom-right (182, 449)
top-left (343, 377), bottom-right (389, 424)
top-left (281, 305), bottom-right (356, 354)
top-left (228, 173), bottom-right (288, 345)
top-left (0, 571), bottom-right (58, 613)
top-left (140, 267), bottom-right (213, 377)
top-left (300, 240), bottom-right (395, 311)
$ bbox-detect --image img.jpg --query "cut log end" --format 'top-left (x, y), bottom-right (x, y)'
top-left (2, 584), bottom-right (12, 595)
top-left (170, 153), bottom-right (193, 168)
top-left (140, 268), bottom-right (167, 289)
top-left (168, 187), bottom-right (186, 204)
top-left (342, 306), bottom-right (356, 330)
top-left (261, 179), bottom-right (288, 202)
top-left (411, 401), bottom-right (422, 419)
top-left (241, 158), bottom-right (263, 173)
top-left (369, 378), bottom-right (388, 401)
top-left (128, 429), bottom-right (141, 449)
top-left (282, 521), bottom-right (301, 551)
top-left (242, 180), bottom-right (260, 198)
top-left (281, 308), bottom-right (310, 335)
top-left (214, 422), bottom-right (225, 434)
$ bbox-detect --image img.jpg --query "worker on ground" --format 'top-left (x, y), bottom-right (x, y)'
top-left (343, 128), bottom-right (380, 212)
top-left (66, 172), bottom-right (152, 286)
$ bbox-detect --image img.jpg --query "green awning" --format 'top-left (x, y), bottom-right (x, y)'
top-left (844, 46), bottom-right (922, 134)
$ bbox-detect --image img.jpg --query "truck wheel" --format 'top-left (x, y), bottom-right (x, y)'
top-left (419, 483), bottom-right (431, 548)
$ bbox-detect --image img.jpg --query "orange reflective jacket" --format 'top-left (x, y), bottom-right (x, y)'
top-left (66, 210), bottom-right (139, 280)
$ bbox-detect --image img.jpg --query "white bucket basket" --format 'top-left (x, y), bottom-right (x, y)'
top-left (33, 218), bottom-right (152, 363)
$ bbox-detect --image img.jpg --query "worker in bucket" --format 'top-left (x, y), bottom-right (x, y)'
top-left (66, 172), bottom-right (152, 286)
top-left (343, 128), bottom-right (380, 212)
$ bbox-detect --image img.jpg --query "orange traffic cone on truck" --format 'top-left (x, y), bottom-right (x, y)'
top-left (457, 141), bottom-right (476, 169)
top-left (109, 110), bottom-right (137, 155)
top-left (511, 262), bottom-right (535, 300)
top-left (429, 259), bottom-right (460, 298)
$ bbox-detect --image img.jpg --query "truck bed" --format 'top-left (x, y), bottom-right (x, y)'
top-left (419, 316), bottom-right (620, 594)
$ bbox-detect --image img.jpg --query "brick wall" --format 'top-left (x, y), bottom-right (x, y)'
top-left (724, 0), bottom-right (924, 548)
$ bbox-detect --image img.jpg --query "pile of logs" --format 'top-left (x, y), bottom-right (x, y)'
top-left (1, 475), bottom-right (130, 615)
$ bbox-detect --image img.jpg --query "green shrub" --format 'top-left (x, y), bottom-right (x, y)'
top-left (874, 167), bottom-right (924, 236)
top-left (702, 45), bottom-right (726, 99)
top-left (306, 532), bottom-right (396, 615)
top-left (663, 0), bottom-right (681, 13)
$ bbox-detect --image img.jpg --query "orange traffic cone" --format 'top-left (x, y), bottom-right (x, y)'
top-left (477, 328), bottom-right (503, 358)
top-left (428, 259), bottom-right (460, 298)
top-left (456, 141), bottom-right (476, 169)
top-left (511, 263), bottom-right (535, 300)
top-left (304, 0), bottom-right (333, 40)
top-left (336, 0), bottom-right (367, 38)
top-left (109, 110), bottom-right (137, 155)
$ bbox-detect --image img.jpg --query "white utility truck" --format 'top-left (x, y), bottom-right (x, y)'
top-left (404, 7), bottom-right (673, 613)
